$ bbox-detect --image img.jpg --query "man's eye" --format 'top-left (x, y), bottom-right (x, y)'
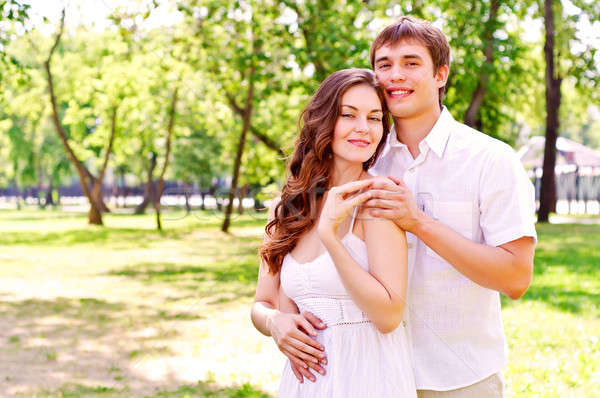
top-left (377, 64), bottom-right (390, 69)
top-left (407, 62), bottom-right (418, 67)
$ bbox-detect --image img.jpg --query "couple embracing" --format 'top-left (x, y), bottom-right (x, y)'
top-left (251, 16), bottom-right (537, 398)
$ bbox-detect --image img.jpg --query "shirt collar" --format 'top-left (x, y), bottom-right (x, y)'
top-left (383, 106), bottom-right (454, 159)
top-left (424, 106), bottom-right (453, 158)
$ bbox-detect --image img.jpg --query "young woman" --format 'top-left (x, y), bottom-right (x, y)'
top-left (251, 68), bottom-right (416, 397)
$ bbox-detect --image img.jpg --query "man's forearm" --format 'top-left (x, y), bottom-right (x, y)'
top-left (411, 213), bottom-right (533, 299)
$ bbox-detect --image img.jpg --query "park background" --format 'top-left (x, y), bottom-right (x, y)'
top-left (0, 0), bottom-right (599, 397)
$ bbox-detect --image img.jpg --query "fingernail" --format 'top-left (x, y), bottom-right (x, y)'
top-left (319, 369), bottom-right (325, 375)
top-left (322, 358), bottom-right (327, 365)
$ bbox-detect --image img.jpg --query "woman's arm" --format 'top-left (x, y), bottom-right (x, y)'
top-left (250, 199), bottom-right (327, 382)
top-left (318, 179), bottom-right (408, 333)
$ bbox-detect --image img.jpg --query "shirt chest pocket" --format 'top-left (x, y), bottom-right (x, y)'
top-left (425, 200), bottom-right (474, 262)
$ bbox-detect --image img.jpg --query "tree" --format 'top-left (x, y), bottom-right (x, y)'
top-left (537, 0), bottom-right (599, 222)
top-left (0, 0), bottom-right (29, 83)
top-left (43, 10), bottom-right (136, 224)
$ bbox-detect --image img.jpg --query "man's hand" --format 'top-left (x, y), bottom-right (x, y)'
top-left (268, 310), bottom-right (327, 383)
top-left (363, 176), bottom-right (423, 233)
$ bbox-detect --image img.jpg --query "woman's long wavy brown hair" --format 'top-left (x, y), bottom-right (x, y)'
top-left (260, 68), bottom-right (390, 274)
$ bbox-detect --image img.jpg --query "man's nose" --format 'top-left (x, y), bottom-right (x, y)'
top-left (391, 66), bottom-right (406, 82)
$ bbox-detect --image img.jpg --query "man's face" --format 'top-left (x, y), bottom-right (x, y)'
top-left (373, 39), bottom-right (447, 120)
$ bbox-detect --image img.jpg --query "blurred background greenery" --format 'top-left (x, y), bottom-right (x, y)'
top-left (0, 0), bottom-right (599, 228)
top-left (0, 0), bottom-right (599, 397)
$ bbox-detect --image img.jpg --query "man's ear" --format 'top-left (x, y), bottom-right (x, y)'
top-left (435, 64), bottom-right (449, 88)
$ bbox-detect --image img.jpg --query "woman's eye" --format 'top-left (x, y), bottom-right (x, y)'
top-left (369, 117), bottom-right (382, 122)
top-left (342, 113), bottom-right (354, 118)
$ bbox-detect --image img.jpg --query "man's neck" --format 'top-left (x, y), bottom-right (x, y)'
top-left (393, 106), bottom-right (442, 159)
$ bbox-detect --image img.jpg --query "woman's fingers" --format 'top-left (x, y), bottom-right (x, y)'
top-left (368, 208), bottom-right (399, 220)
top-left (363, 198), bottom-right (399, 210)
top-left (369, 177), bottom-right (402, 191)
top-left (347, 190), bottom-right (373, 209)
top-left (332, 179), bottom-right (373, 196)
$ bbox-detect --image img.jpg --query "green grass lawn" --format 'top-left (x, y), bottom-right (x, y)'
top-left (0, 207), bottom-right (598, 397)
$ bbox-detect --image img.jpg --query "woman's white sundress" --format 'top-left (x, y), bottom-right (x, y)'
top-left (278, 212), bottom-right (417, 397)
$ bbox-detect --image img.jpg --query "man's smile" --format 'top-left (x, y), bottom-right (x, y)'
top-left (387, 87), bottom-right (414, 98)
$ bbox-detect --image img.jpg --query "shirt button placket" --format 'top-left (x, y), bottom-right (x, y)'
top-left (404, 167), bottom-right (417, 193)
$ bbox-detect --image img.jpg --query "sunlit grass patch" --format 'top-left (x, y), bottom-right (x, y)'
top-left (1, 210), bottom-right (598, 397)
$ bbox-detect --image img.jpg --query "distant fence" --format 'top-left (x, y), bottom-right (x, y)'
top-left (0, 181), bottom-right (265, 212)
top-left (532, 166), bottom-right (600, 215)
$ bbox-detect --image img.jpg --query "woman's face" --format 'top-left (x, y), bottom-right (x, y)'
top-left (331, 84), bottom-right (384, 166)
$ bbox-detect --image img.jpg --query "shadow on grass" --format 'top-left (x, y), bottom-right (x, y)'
top-left (501, 223), bottom-right (600, 317)
top-left (108, 260), bottom-right (259, 305)
top-left (0, 227), bottom-right (181, 247)
top-left (29, 379), bottom-right (272, 397)
top-left (1, 295), bottom-right (220, 396)
top-left (502, 285), bottom-right (600, 317)
top-left (151, 379), bottom-right (273, 398)
top-left (0, 212), bottom-right (267, 247)
top-left (1, 296), bottom-right (205, 326)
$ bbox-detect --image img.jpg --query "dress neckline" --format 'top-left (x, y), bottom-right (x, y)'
top-left (286, 207), bottom-right (363, 266)
top-left (285, 231), bottom-right (365, 266)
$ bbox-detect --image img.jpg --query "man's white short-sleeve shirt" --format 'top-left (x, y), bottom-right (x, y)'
top-left (370, 107), bottom-right (537, 390)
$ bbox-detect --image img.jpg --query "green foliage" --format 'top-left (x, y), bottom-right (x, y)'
top-left (0, 0), bottom-right (30, 83)
top-left (0, 0), bottom-right (599, 198)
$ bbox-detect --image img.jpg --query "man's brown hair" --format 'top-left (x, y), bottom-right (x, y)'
top-left (370, 16), bottom-right (450, 108)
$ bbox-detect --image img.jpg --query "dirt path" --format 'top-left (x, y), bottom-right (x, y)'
top-left (0, 217), bottom-right (282, 397)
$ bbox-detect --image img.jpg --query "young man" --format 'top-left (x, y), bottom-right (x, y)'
top-left (363, 16), bottom-right (537, 397)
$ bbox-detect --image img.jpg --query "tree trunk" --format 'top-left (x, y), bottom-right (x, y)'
top-left (222, 79), bottom-right (255, 231)
top-left (135, 152), bottom-right (157, 214)
top-left (538, 0), bottom-right (561, 222)
top-left (463, 0), bottom-right (499, 127)
top-left (91, 105), bottom-right (118, 215)
top-left (44, 9), bottom-right (103, 225)
top-left (237, 184), bottom-right (248, 214)
top-left (154, 87), bottom-right (179, 231)
top-left (222, 28), bottom-right (260, 232)
top-left (184, 182), bottom-right (192, 214)
top-left (45, 182), bottom-right (54, 208)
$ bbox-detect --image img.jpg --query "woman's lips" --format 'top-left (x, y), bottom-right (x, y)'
top-left (347, 139), bottom-right (370, 148)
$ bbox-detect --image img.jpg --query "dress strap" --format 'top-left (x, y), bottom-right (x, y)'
top-left (348, 206), bottom-right (358, 235)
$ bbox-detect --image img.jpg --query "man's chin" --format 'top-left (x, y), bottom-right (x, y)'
top-left (388, 105), bottom-right (416, 119)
